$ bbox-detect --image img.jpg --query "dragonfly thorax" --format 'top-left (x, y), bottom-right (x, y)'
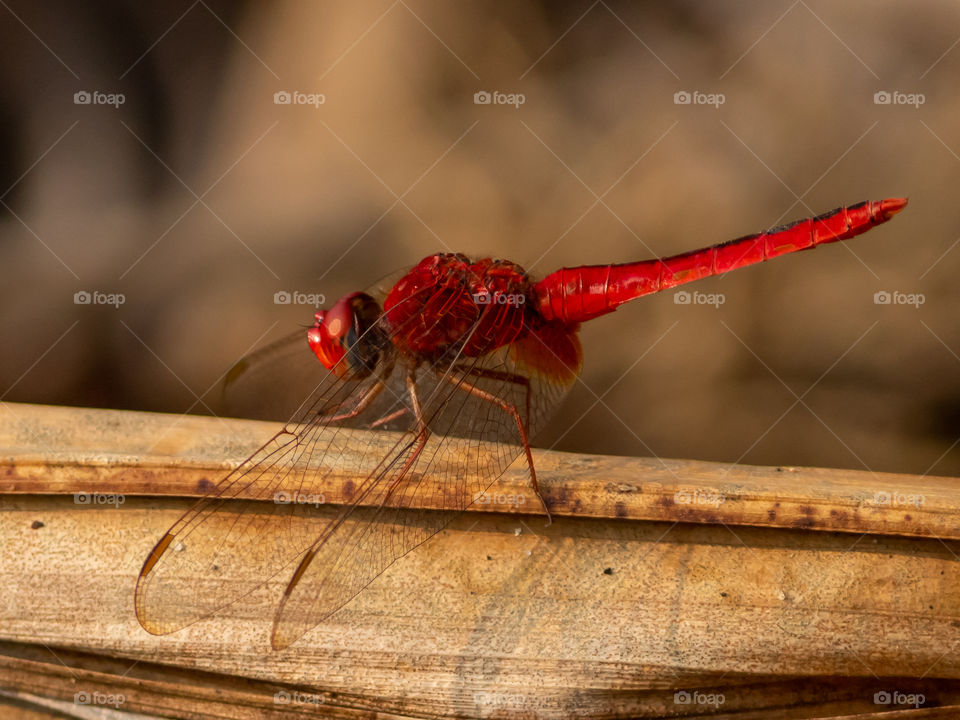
top-left (382, 253), bottom-right (539, 358)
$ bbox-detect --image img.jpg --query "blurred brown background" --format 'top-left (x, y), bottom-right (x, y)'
top-left (1, 1), bottom-right (957, 476)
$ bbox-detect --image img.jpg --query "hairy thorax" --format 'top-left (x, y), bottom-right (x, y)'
top-left (383, 253), bottom-right (538, 359)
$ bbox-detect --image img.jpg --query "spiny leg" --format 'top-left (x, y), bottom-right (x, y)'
top-left (440, 371), bottom-right (551, 525)
top-left (316, 378), bottom-right (387, 423)
top-left (451, 365), bottom-right (532, 430)
top-left (379, 366), bottom-right (431, 507)
top-left (369, 407), bottom-right (409, 429)
top-left (320, 366), bottom-right (413, 429)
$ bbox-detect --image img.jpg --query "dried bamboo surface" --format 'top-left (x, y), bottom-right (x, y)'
top-left (1, 402), bottom-right (959, 719)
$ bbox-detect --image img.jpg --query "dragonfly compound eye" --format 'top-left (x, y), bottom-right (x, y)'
top-left (308, 292), bottom-right (385, 378)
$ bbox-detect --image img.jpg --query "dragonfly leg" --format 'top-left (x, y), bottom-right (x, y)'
top-left (316, 379), bottom-right (387, 423)
top-left (451, 365), bottom-right (532, 430)
top-left (379, 367), bottom-right (431, 506)
top-left (441, 372), bottom-right (552, 525)
top-left (368, 407), bottom-right (410, 428)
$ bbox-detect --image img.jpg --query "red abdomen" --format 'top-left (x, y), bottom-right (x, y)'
top-left (534, 198), bottom-right (907, 325)
top-left (383, 253), bottom-right (536, 358)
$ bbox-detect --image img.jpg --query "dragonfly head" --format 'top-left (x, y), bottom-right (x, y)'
top-left (308, 292), bottom-right (384, 378)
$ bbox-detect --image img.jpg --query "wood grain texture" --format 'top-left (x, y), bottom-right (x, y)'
top-left (0, 402), bottom-right (958, 718)
top-left (0, 402), bottom-right (954, 539)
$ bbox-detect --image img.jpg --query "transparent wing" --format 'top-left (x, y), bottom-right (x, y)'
top-left (135, 298), bottom-right (582, 647)
top-left (270, 318), bottom-right (583, 649)
top-left (219, 328), bottom-right (327, 422)
top-left (135, 309), bottom-right (412, 636)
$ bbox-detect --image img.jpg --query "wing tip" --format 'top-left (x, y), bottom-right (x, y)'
top-left (139, 532), bottom-right (175, 578)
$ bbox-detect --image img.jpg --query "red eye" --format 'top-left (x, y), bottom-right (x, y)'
top-left (308, 309), bottom-right (347, 375)
top-left (307, 292), bottom-right (385, 378)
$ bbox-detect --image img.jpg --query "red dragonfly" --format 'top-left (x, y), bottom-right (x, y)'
top-left (136, 198), bottom-right (907, 649)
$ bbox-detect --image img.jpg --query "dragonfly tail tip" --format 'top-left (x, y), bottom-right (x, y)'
top-left (878, 197), bottom-right (908, 219)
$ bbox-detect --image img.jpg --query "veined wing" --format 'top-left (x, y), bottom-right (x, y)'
top-left (220, 327), bottom-right (329, 423)
top-left (270, 314), bottom-right (582, 649)
top-left (135, 293), bottom-right (582, 647)
top-left (135, 297), bottom-right (418, 636)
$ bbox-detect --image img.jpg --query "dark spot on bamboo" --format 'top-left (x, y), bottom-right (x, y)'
top-left (767, 509), bottom-right (777, 521)
top-left (344, 480), bottom-right (355, 499)
top-left (31, 520), bottom-right (44, 529)
top-left (657, 495), bottom-right (675, 508)
top-left (904, 514), bottom-right (912, 521)
top-left (720, 592), bottom-right (728, 597)
top-left (793, 517), bottom-right (816, 529)
top-left (603, 567), bottom-right (613, 575)
top-left (614, 501), bottom-right (628, 518)
top-left (196, 477), bottom-right (213, 493)
top-left (800, 505), bottom-right (816, 516)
